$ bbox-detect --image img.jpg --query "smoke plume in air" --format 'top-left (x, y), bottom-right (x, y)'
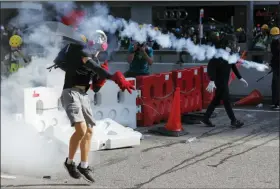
top-left (77, 3), bottom-right (268, 71)
top-left (1, 2), bottom-right (268, 177)
top-left (1, 3), bottom-right (72, 177)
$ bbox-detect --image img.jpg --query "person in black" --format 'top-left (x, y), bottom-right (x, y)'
top-left (201, 34), bottom-right (248, 128)
top-left (269, 27), bottom-right (280, 110)
top-left (57, 30), bottom-right (135, 183)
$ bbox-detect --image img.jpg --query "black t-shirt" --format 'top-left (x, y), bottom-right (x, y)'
top-left (62, 44), bottom-right (96, 90)
top-left (270, 38), bottom-right (280, 70)
top-left (207, 57), bottom-right (242, 86)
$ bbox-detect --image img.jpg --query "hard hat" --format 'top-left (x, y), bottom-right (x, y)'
top-left (80, 34), bottom-right (87, 43)
top-left (9, 35), bottom-right (22, 48)
top-left (261, 24), bottom-right (268, 30)
top-left (270, 27), bottom-right (280, 36)
top-left (236, 28), bottom-right (242, 32)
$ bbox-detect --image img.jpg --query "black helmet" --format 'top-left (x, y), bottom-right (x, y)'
top-left (220, 34), bottom-right (238, 53)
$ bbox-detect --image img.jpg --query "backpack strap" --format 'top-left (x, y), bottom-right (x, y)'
top-left (47, 44), bottom-right (70, 72)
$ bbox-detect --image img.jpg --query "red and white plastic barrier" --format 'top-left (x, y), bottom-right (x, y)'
top-left (136, 66), bottom-right (203, 127)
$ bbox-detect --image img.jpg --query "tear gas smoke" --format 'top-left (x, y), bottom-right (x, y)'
top-left (1, 2), bottom-right (268, 176)
top-left (1, 7), bottom-right (70, 176)
top-left (77, 3), bottom-right (268, 71)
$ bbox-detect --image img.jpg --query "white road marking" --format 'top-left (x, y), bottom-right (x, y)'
top-left (1, 174), bottom-right (16, 179)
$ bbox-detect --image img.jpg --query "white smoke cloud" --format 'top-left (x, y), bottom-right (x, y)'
top-left (1, 4), bottom-right (69, 177)
top-left (1, 1), bottom-right (268, 177)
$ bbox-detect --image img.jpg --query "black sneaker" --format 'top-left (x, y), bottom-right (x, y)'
top-left (64, 158), bottom-right (81, 179)
top-left (231, 120), bottom-right (244, 128)
top-left (201, 119), bottom-right (215, 127)
top-left (271, 105), bottom-right (280, 110)
top-left (77, 164), bottom-right (95, 183)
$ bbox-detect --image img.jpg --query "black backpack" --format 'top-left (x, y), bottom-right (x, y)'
top-left (47, 44), bottom-right (70, 72)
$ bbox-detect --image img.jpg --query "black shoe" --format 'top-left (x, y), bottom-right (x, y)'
top-left (271, 105), bottom-right (280, 110)
top-left (77, 164), bottom-right (95, 183)
top-left (201, 119), bottom-right (215, 127)
top-left (64, 158), bottom-right (81, 179)
top-left (231, 120), bottom-right (244, 128)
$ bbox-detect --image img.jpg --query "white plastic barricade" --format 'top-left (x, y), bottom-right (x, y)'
top-left (91, 118), bottom-right (141, 151)
top-left (23, 87), bottom-right (68, 132)
top-left (43, 118), bottom-right (142, 152)
top-left (22, 85), bottom-right (140, 152)
top-left (88, 78), bottom-right (137, 129)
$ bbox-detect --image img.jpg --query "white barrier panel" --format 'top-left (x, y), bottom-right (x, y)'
top-left (46, 118), bottom-right (142, 152)
top-left (22, 86), bottom-right (140, 151)
top-left (91, 118), bottom-right (141, 150)
top-left (88, 78), bottom-right (137, 129)
top-left (23, 87), bottom-right (68, 132)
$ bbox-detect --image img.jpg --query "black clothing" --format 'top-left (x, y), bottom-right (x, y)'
top-left (272, 71), bottom-right (279, 106)
top-left (270, 38), bottom-right (280, 106)
top-left (204, 85), bottom-right (236, 121)
top-left (205, 58), bottom-right (243, 122)
top-left (61, 44), bottom-right (111, 90)
top-left (270, 38), bottom-right (280, 71)
top-left (207, 58), bottom-right (242, 85)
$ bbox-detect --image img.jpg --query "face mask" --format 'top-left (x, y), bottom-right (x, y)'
top-left (86, 40), bottom-right (108, 52)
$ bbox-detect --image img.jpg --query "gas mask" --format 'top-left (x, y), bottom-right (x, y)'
top-left (223, 34), bottom-right (239, 54)
top-left (81, 30), bottom-right (108, 58)
top-left (87, 30), bottom-right (108, 53)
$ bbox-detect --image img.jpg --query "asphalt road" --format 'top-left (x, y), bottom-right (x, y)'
top-left (1, 107), bottom-right (279, 189)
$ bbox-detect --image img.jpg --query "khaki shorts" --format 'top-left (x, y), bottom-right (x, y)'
top-left (61, 87), bottom-right (95, 127)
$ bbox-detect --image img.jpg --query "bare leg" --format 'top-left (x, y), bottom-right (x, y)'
top-left (68, 122), bottom-right (87, 160)
top-left (80, 127), bottom-right (93, 162)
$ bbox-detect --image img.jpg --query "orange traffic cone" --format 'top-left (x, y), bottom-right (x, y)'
top-left (234, 89), bottom-right (263, 106)
top-left (149, 87), bottom-right (188, 137)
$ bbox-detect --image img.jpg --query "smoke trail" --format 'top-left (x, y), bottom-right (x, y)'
top-left (77, 3), bottom-right (268, 71)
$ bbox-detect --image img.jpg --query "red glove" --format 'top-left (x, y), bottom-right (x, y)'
top-left (90, 61), bottom-right (109, 90)
top-left (111, 71), bottom-right (135, 94)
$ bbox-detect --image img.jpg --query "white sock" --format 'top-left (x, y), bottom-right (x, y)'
top-left (66, 158), bottom-right (73, 164)
top-left (80, 161), bottom-right (88, 168)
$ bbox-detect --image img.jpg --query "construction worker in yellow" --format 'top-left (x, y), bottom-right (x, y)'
top-left (2, 34), bottom-right (31, 76)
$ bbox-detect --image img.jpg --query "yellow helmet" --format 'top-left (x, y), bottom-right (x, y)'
top-left (80, 34), bottom-right (87, 43)
top-left (270, 27), bottom-right (280, 36)
top-left (261, 24), bottom-right (269, 30)
top-left (9, 35), bottom-right (22, 48)
top-left (236, 28), bottom-right (242, 32)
